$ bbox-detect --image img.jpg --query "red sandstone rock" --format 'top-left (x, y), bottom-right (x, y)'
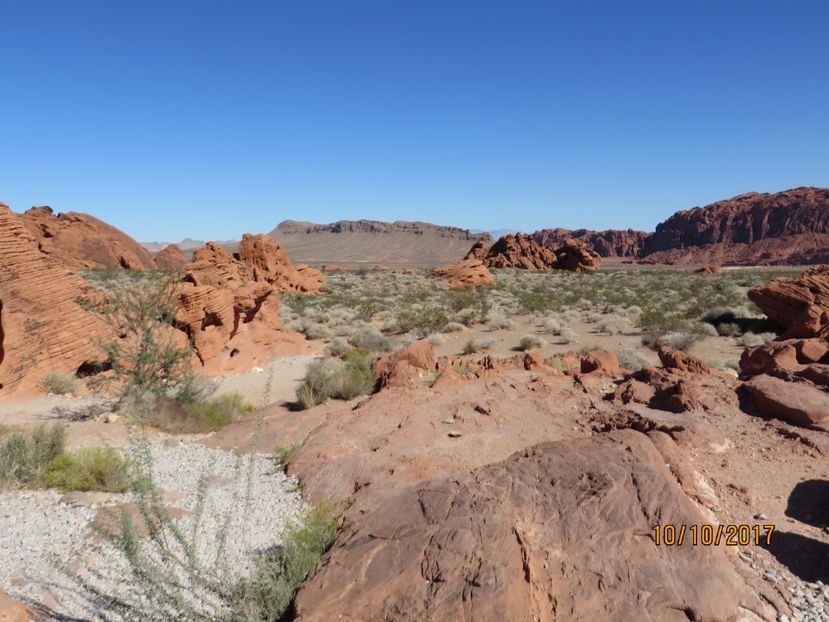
top-left (580, 349), bottom-right (621, 376)
top-left (478, 233), bottom-right (559, 270)
top-left (320, 264), bottom-right (347, 272)
top-left (432, 258), bottom-right (494, 287)
top-left (373, 340), bottom-right (437, 389)
top-left (0, 204), bottom-right (110, 394)
top-left (0, 589), bottom-right (34, 622)
top-left (293, 431), bottom-right (772, 621)
top-left (554, 238), bottom-right (602, 271)
top-left (237, 233), bottom-right (325, 293)
top-left (642, 187), bottom-right (829, 265)
top-left (153, 244), bottom-right (188, 271)
top-left (741, 374), bottom-right (829, 427)
top-left (464, 239), bottom-right (489, 261)
top-left (748, 266), bottom-right (829, 339)
top-left (739, 339), bottom-right (829, 376)
top-left (531, 227), bottom-right (648, 258)
top-left (658, 346), bottom-right (711, 375)
top-left (694, 265), bottom-right (723, 274)
top-left (19, 205), bottom-right (156, 270)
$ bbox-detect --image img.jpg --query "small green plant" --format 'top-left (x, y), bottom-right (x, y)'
top-left (395, 306), bottom-right (450, 337)
top-left (42, 446), bottom-right (129, 493)
top-left (39, 370), bottom-right (79, 395)
top-left (0, 424), bottom-right (66, 490)
top-left (231, 500), bottom-right (343, 620)
top-left (296, 351), bottom-right (376, 409)
top-left (273, 442), bottom-right (302, 472)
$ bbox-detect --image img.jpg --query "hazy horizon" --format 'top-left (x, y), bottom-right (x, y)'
top-left (2, 1), bottom-right (827, 241)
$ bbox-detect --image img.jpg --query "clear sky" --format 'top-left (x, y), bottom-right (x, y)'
top-left (1, 1), bottom-right (827, 241)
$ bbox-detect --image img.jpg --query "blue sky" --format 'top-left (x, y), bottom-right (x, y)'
top-left (1, 1), bottom-right (827, 241)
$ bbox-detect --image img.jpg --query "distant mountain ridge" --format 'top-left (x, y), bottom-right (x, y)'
top-left (270, 219), bottom-right (492, 267)
top-left (531, 228), bottom-right (649, 258)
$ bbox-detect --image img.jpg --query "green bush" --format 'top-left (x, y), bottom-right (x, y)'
top-left (39, 370), bottom-right (79, 395)
top-left (0, 424), bottom-right (66, 490)
top-left (42, 446), bottom-right (129, 493)
top-left (295, 352), bottom-right (375, 409)
top-left (232, 501), bottom-right (342, 620)
top-left (183, 391), bottom-right (254, 431)
top-left (462, 338), bottom-right (494, 354)
top-left (395, 306), bottom-right (449, 337)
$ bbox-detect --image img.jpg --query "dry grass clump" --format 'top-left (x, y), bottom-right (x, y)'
top-left (296, 349), bottom-right (375, 409)
top-left (740, 331), bottom-right (776, 348)
top-left (518, 335), bottom-right (545, 351)
top-left (462, 337), bottom-right (495, 354)
top-left (0, 424), bottom-right (66, 490)
top-left (616, 348), bottom-right (649, 371)
top-left (39, 370), bottom-right (79, 395)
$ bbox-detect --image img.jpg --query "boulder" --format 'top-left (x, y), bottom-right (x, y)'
top-left (153, 244), bottom-right (188, 271)
top-left (477, 233), bottom-right (559, 270)
top-left (19, 205), bottom-right (156, 270)
top-left (464, 239), bottom-right (489, 261)
top-left (0, 589), bottom-right (34, 622)
top-left (739, 338), bottom-right (829, 376)
top-left (580, 349), bottom-right (621, 376)
top-left (294, 431), bottom-right (772, 621)
top-left (432, 258), bottom-right (494, 287)
top-left (747, 265), bottom-right (829, 339)
top-left (554, 238), bottom-right (602, 271)
top-left (0, 204), bottom-right (110, 394)
top-left (658, 346), bottom-right (710, 375)
top-left (741, 374), bottom-right (829, 427)
top-left (373, 340), bottom-right (437, 389)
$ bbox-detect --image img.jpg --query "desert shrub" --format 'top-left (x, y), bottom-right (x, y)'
top-left (462, 338), bottom-right (495, 354)
top-left (694, 322), bottom-right (719, 337)
top-left (658, 331), bottom-right (698, 352)
top-left (39, 370), bottom-right (79, 395)
top-left (485, 311), bottom-right (516, 331)
top-left (0, 424), bottom-right (66, 490)
top-left (444, 321), bottom-right (467, 332)
top-left (518, 335), bottom-right (545, 351)
top-left (325, 336), bottom-right (350, 357)
top-left (616, 348), bottom-right (649, 371)
top-left (740, 331), bottom-right (776, 348)
top-left (542, 317), bottom-right (561, 335)
top-left (295, 353), bottom-right (375, 409)
top-left (516, 286), bottom-right (555, 313)
top-left (597, 317), bottom-right (632, 335)
top-left (273, 442), bottom-right (302, 471)
top-left (349, 325), bottom-right (397, 353)
top-left (395, 306), bottom-right (449, 337)
top-left (231, 501), bottom-right (342, 620)
top-left (716, 322), bottom-right (742, 337)
top-left (427, 333), bottom-right (446, 347)
top-left (639, 308), bottom-right (684, 344)
top-left (42, 446), bottom-right (129, 493)
top-left (559, 327), bottom-right (578, 344)
top-left (174, 374), bottom-right (218, 406)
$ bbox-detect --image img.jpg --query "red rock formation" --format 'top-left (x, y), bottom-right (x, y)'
top-left (178, 241), bottom-right (307, 373)
top-left (0, 204), bottom-right (110, 394)
top-left (479, 234), bottom-right (558, 269)
top-left (739, 339), bottom-right (829, 376)
top-left (464, 240), bottom-right (489, 261)
top-left (747, 266), bottom-right (829, 339)
top-left (531, 227), bottom-right (648, 258)
top-left (153, 244), bottom-right (188, 271)
top-left (19, 206), bottom-right (156, 270)
top-left (641, 187), bottom-right (829, 265)
top-left (694, 265), bottom-right (723, 274)
top-left (658, 346), bottom-right (711, 375)
top-left (236, 233), bottom-right (325, 293)
top-left (554, 238), bottom-right (602, 271)
top-left (579, 349), bottom-right (621, 376)
top-left (293, 431), bottom-right (771, 621)
top-left (741, 374), bottom-right (829, 427)
top-left (372, 340), bottom-right (437, 389)
top-left (432, 258), bottom-right (494, 287)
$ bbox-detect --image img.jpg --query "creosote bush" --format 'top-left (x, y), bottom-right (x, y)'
top-left (42, 446), bottom-right (129, 493)
top-left (0, 424), bottom-right (66, 490)
top-left (296, 349), bottom-right (375, 409)
top-left (39, 370), bottom-right (79, 395)
top-left (462, 337), bottom-right (495, 354)
top-left (518, 335), bottom-right (545, 351)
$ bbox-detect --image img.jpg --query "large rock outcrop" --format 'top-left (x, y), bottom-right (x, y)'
top-left (178, 242), bottom-right (307, 373)
top-left (432, 258), bottom-right (494, 287)
top-left (153, 244), bottom-right (188, 271)
top-left (747, 266), bottom-right (829, 339)
top-left (236, 233), bottom-right (325, 293)
top-left (531, 227), bottom-right (648, 258)
top-left (471, 235), bottom-right (602, 271)
top-left (0, 204), bottom-right (110, 394)
top-left (641, 187), bottom-right (829, 265)
top-left (294, 431), bottom-right (771, 621)
top-left (19, 206), bottom-right (156, 270)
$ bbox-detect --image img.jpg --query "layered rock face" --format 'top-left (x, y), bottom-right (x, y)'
top-left (0, 204), bottom-right (110, 394)
top-left (432, 258), bottom-right (494, 287)
top-left (19, 206), bottom-right (156, 270)
top-left (294, 431), bottom-right (769, 621)
top-left (748, 266), bottom-right (829, 340)
top-left (177, 240), bottom-right (308, 372)
top-left (531, 227), bottom-right (648, 258)
top-left (272, 219), bottom-right (492, 240)
top-left (641, 187), bottom-right (829, 265)
top-left (153, 244), bottom-right (188, 271)
top-left (468, 235), bottom-right (601, 271)
top-left (236, 233), bottom-right (324, 293)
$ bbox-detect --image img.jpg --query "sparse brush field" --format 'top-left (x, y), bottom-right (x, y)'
top-left (282, 267), bottom-right (799, 377)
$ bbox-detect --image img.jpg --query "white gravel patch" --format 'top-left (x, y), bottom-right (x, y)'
top-left (0, 442), bottom-right (304, 620)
